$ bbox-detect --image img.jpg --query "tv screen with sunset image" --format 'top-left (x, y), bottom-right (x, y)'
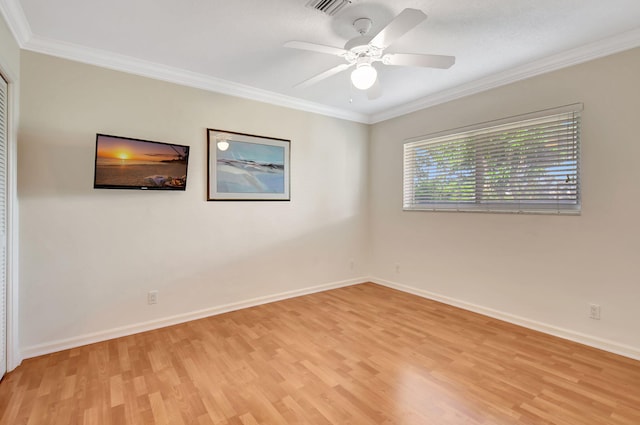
top-left (94, 134), bottom-right (190, 190)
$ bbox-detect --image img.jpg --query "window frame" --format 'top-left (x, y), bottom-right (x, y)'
top-left (403, 104), bottom-right (583, 215)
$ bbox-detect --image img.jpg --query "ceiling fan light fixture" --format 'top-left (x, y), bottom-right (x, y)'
top-left (350, 63), bottom-right (377, 90)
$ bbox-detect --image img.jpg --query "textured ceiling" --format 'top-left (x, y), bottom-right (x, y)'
top-left (2, 0), bottom-right (640, 122)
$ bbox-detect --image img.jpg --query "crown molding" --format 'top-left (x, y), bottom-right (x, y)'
top-left (0, 1), bottom-right (368, 123)
top-left (0, 0), bottom-right (369, 123)
top-left (23, 34), bottom-right (369, 123)
top-left (2, 0), bottom-right (639, 125)
top-left (371, 27), bottom-right (640, 123)
top-left (0, 0), bottom-right (31, 46)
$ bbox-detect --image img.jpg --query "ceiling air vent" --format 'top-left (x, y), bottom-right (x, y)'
top-left (306, 0), bottom-right (352, 16)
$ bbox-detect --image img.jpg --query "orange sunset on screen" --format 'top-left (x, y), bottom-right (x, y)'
top-left (98, 145), bottom-right (148, 162)
top-left (96, 135), bottom-right (181, 163)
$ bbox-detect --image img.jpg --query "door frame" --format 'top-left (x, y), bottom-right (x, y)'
top-left (0, 58), bottom-right (20, 373)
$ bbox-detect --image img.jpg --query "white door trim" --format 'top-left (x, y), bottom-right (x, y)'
top-left (0, 58), bottom-right (21, 373)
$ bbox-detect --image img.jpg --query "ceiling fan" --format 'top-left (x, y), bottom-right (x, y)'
top-left (284, 8), bottom-right (455, 99)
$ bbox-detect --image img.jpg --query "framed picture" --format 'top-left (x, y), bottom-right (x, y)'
top-left (207, 129), bottom-right (291, 201)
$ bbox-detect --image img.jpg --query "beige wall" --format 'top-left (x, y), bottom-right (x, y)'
top-left (14, 42), bottom-right (640, 359)
top-left (0, 12), bottom-right (19, 81)
top-left (369, 48), bottom-right (640, 355)
top-left (18, 51), bottom-right (369, 352)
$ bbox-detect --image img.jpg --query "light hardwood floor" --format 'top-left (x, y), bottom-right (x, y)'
top-left (1, 283), bottom-right (639, 424)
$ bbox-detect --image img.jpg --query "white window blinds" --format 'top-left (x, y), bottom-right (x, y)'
top-left (403, 104), bottom-right (582, 214)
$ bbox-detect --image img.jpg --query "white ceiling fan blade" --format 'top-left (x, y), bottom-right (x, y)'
top-left (284, 41), bottom-right (348, 57)
top-left (369, 8), bottom-right (427, 49)
top-left (366, 79), bottom-right (382, 100)
top-left (294, 63), bottom-right (353, 89)
top-left (384, 53), bottom-right (456, 69)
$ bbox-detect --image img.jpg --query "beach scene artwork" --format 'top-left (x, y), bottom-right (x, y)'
top-left (217, 141), bottom-right (284, 193)
top-left (208, 129), bottom-right (290, 200)
top-left (94, 134), bottom-right (189, 190)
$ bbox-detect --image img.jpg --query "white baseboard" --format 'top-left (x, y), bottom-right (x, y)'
top-left (20, 276), bottom-right (640, 363)
top-left (20, 277), bottom-right (367, 360)
top-left (370, 277), bottom-right (640, 361)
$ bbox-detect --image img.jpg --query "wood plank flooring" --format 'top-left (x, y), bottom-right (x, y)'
top-left (1, 283), bottom-right (639, 424)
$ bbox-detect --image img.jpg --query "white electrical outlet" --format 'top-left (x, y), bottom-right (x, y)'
top-left (148, 290), bottom-right (158, 305)
top-left (349, 259), bottom-right (355, 270)
top-left (589, 304), bottom-right (601, 320)
top-left (395, 263), bottom-right (400, 273)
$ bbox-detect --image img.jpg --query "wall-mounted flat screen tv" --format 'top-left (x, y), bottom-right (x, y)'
top-left (94, 134), bottom-right (190, 190)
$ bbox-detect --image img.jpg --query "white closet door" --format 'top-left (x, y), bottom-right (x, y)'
top-left (0, 75), bottom-right (7, 379)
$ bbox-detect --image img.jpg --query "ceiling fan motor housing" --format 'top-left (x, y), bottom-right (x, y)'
top-left (344, 18), bottom-right (380, 62)
top-left (344, 35), bottom-right (373, 52)
top-left (353, 18), bottom-right (372, 35)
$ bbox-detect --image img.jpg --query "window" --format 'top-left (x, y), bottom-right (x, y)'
top-left (403, 104), bottom-right (582, 214)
